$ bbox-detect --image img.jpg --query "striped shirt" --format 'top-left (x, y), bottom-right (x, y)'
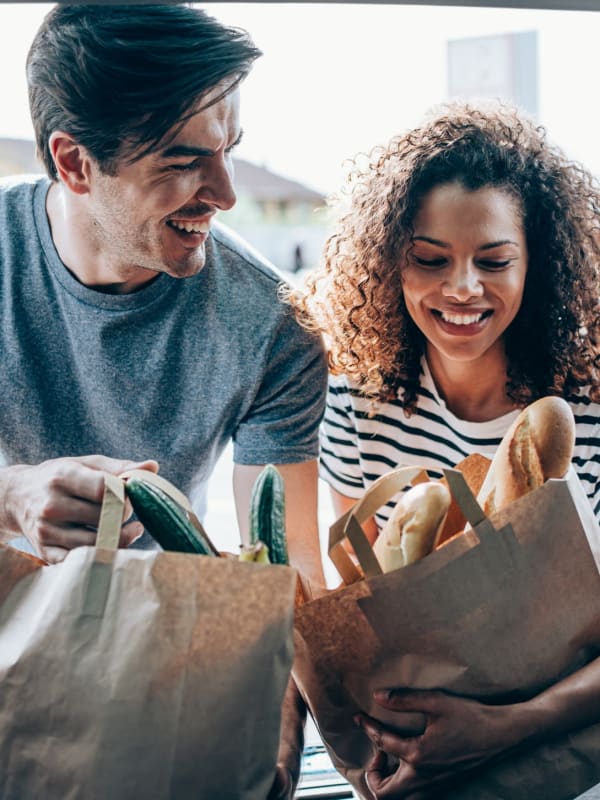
top-left (320, 359), bottom-right (600, 528)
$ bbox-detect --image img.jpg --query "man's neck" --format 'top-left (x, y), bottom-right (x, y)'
top-left (45, 182), bottom-right (154, 295)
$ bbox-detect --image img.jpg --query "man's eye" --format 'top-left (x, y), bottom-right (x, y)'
top-left (170, 161), bottom-right (200, 172)
top-left (414, 256), bottom-right (446, 267)
top-left (226, 131), bottom-right (244, 153)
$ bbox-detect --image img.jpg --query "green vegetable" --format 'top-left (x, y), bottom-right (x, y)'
top-left (125, 477), bottom-right (217, 556)
top-left (248, 464), bottom-right (288, 565)
top-left (238, 540), bottom-right (271, 564)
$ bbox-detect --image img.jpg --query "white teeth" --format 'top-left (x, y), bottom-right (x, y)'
top-left (440, 311), bottom-right (485, 325)
top-left (169, 220), bottom-right (210, 234)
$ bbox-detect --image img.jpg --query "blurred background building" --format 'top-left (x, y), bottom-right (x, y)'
top-left (447, 30), bottom-right (538, 117)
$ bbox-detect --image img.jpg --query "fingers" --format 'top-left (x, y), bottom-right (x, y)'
top-left (365, 750), bottom-right (420, 799)
top-left (38, 521), bottom-right (143, 562)
top-left (37, 524), bottom-right (98, 563)
top-left (365, 749), bottom-right (389, 792)
top-left (374, 688), bottom-right (436, 713)
top-left (119, 520), bottom-right (144, 548)
top-left (42, 545), bottom-right (71, 564)
top-left (74, 455), bottom-right (160, 477)
top-left (42, 495), bottom-right (103, 528)
top-left (55, 459), bottom-right (159, 504)
top-left (356, 714), bottom-right (420, 760)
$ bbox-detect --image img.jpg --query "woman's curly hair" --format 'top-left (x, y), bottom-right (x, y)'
top-left (289, 101), bottom-right (600, 414)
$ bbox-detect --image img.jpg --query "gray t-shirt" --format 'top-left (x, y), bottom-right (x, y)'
top-left (0, 175), bottom-right (327, 547)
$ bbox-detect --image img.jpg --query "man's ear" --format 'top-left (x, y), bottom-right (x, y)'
top-left (48, 131), bottom-right (94, 195)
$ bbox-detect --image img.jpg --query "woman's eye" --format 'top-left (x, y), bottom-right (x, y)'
top-left (478, 259), bottom-right (512, 269)
top-left (414, 256), bottom-right (447, 267)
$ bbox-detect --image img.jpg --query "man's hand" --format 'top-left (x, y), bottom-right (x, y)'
top-left (356, 689), bottom-right (516, 799)
top-left (1, 454), bottom-right (159, 562)
top-left (267, 677), bottom-right (307, 799)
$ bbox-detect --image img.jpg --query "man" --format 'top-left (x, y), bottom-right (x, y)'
top-left (0, 4), bottom-right (327, 797)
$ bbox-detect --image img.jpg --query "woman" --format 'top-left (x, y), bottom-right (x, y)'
top-left (291, 103), bottom-right (600, 797)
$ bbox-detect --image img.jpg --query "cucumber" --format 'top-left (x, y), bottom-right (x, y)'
top-left (125, 477), bottom-right (217, 556)
top-left (249, 464), bottom-right (288, 565)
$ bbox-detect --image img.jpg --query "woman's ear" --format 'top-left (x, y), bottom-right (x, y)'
top-left (48, 131), bottom-right (93, 195)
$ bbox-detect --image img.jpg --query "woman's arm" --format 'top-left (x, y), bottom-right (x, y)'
top-left (357, 655), bottom-right (600, 798)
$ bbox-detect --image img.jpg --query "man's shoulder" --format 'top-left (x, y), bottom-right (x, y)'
top-left (0, 173), bottom-right (47, 209)
top-left (208, 220), bottom-right (285, 287)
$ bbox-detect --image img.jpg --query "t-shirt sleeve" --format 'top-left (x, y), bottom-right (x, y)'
top-left (571, 395), bottom-right (600, 524)
top-left (232, 312), bottom-right (328, 465)
top-left (319, 374), bottom-right (365, 499)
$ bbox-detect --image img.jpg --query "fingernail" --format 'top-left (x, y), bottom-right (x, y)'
top-left (374, 689), bottom-right (390, 701)
top-left (128, 522), bottom-right (144, 543)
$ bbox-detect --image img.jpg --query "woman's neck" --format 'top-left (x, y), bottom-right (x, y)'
top-left (426, 347), bottom-right (517, 422)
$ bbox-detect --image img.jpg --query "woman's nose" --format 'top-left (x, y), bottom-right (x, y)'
top-left (442, 262), bottom-right (483, 301)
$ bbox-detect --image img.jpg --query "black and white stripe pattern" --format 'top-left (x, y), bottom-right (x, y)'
top-left (321, 360), bottom-right (600, 528)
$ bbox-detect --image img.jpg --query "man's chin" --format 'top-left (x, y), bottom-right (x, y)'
top-left (162, 251), bottom-right (207, 279)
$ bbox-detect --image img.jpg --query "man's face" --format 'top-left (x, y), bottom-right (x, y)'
top-left (85, 86), bottom-right (241, 284)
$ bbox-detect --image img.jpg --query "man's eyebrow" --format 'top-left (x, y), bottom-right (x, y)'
top-left (159, 130), bottom-right (243, 161)
top-left (159, 144), bottom-right (215, 159)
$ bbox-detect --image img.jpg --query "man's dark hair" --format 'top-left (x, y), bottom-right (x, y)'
top-left (26, 4), bottom-right (262, 179)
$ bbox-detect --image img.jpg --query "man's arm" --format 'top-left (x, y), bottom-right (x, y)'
top-left (233, 460), bottom-right (325, 588)
top-left (0, 455), bottom-right (158, 562)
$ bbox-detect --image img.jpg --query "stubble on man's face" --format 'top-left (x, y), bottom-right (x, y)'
top-left (83, 88), bottom-right (240, 287)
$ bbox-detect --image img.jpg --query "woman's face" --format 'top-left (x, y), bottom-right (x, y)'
top-left (402, 181), bottom-right (528, 369)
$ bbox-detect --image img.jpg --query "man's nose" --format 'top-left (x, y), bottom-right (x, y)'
top-left (194, 154), bottom-right (237, 211)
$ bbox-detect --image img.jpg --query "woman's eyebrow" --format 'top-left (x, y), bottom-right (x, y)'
top-left (412, 236), bottom-right (520, 250)
top-left (412, 235), bottom-right (450, 248)
top-left (479, 239), bottom-right (520, 250)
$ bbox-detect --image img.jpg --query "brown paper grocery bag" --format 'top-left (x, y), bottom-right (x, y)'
top-left (0, 473), bottom-right (297, 800)
top-left (293, 465), bottom-right (600, 799)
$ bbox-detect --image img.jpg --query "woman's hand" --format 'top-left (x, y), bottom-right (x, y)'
top-left (357, 655), bottom-right (600, 798)
top-left (356, 689), bottom-right (518, 799)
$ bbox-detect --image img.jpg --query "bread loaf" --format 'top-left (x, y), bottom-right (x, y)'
top-left (373, 481), bottom-right (451, 572)
top-left (438, 453), bottom-right (492, 546)
top-left (477, 396), bottom-right (575, 515)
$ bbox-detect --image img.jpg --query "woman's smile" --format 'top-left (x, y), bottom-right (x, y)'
top-left (431, 307), bottom-right (494, 336)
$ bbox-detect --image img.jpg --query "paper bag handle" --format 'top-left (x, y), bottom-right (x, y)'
top-left (95, 469), bottom-right (218, 555)
top-left (329, 466), bottom-right (497, 582)
top-left (96, 473), bottom-right (126, 550)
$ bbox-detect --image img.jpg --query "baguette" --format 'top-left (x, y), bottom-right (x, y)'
top-left (477, 396), bottom-right (575, 516)
top-left (373, 481), bottom-right (451, 572)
